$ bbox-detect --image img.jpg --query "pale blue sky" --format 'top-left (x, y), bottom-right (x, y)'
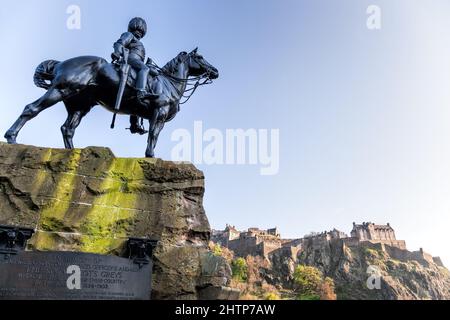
top-left (1, 0), bottom-right (450, 265)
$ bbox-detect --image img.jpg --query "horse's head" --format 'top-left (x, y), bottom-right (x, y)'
top-left (185, 47), bottom-right (219, 79)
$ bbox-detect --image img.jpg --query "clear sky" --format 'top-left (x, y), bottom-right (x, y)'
top-left (1, 0), bottom-right (450, 265)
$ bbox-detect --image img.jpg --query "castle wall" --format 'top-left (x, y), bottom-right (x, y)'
top-left (343, 237), bottom-right (361, 247)
top-left (433, 257), bottom-right (444, 267)
top-left (228, 229), bottom-right (240, 241)
top-left (351, 223), bottom-right (397, 242)
top-left (282, 238), bottom-right (303, 248)
top-left (260, 239), bottom-right (282, 257)
top-left (343, 237), bottom-right (406, 251)
top-left (227, 236), bottom-right (258, 257)
top-left (266, 228), bottom-right (280, 237)
top-left (211, 231), bottom-right (227, 246)
top-left (351, 228), bottom-right (371, 241)
top-left (303, 235), bottom-right (330, 250)
top-left (370, 226), bottom-right (396, 241)
top-left (384, 244), bottom-right (410, 261)
top-left (382, 240), bottom-right (406, 250)
top-left (271, 245), bottom-right (300, 262)
top-left (411, 249), bottom-right (434, 266)
top-left (380, 244), bottom-right (436, 268)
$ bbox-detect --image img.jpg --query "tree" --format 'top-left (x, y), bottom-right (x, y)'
top-left (320, 277), bottom-right (337, 300)
top-left (293, 265), bottom-right (336, 300)
top-left (212, 243), bottom-right (222, 256)
top-left (231, 258), bottom-right (248, 282)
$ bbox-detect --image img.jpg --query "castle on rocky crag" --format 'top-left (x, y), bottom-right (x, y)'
top-left (212, 222), bottom-right (444, 268)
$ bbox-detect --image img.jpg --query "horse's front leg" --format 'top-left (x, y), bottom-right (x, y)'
top-left (146, 108), bottom-right (159, 158)
top-left (146, 105), bottom-right (170, 158)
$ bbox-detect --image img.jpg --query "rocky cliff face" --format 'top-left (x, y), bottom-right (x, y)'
top-left (265, 239), bottom-right (450, 300)
top-left (0, 142), bottom-right (236, 300)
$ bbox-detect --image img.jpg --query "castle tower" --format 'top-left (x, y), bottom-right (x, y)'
top-left (351, 222), bottom-right (397, 241)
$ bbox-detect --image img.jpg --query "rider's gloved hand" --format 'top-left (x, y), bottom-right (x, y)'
top-left (111, 52), bottom-right (121, 62)
top-left (149, 67), bottom-right (159, 77)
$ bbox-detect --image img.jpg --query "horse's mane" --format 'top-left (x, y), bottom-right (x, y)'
top-left (162, 52), bottom-right (187, 74)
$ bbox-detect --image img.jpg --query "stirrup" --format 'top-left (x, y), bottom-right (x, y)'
top-left (127, 125), bottom-right (148, 135)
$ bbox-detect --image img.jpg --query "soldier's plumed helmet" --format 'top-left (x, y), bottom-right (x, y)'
top-left (128, 17), bottom-right (147, 38)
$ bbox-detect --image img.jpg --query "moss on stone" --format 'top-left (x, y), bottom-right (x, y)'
top-left (31, 149), bottom-right (146, 253)
top-left (40, 216), bottom-right (72, 232)
top-left (114, 208), bottom-right (136, 237)
top-left (81, 236), bottom-right (124, 255)
top-left (38, 149), bottom-right (81, 233)
top-left (30, 231), bottom-right (58, 251)
top-left (31, 148), bottom-right (53, 196)
top-left (79, 157), bottom-right (144, 253)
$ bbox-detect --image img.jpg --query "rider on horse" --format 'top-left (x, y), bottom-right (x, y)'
top-left (112, 17), bottom-right (158, 135)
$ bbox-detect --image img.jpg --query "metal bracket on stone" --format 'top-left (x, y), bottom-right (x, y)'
top-left (0, 225), bottom-right (35, 258)
top-left (126, 237), bottom-right (158, 268)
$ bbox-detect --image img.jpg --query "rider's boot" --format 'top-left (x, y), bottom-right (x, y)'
top-left (137, 89), bottom-right (159, 105)
top-left (128, 116), bottom-right (148, 135)
top-left (136, 68), bottom-right (159, 106)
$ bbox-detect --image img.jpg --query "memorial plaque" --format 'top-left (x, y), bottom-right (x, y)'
top-left (0, 250), bottom-right (152, 300)
top-left (0, 226), bottom-right (157, 300)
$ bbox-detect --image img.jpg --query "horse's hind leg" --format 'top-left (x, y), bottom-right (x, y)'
top-left (4, 88), bottom-right (65, 144)
top-left (61, 107), bottom-right (90, 149)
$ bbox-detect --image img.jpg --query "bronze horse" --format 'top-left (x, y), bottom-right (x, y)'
top-left (4, 48), bottom-right (218, 157)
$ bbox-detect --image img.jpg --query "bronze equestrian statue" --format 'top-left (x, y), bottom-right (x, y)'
top-left (4, 17), bottom-right (218, 158)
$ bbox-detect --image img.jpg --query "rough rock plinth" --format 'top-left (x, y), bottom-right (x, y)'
top-left (0, 142), bottom-right (235, 299)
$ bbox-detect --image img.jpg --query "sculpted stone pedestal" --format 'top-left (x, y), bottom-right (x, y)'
top-left (0, 142), bottom-right (236, 300)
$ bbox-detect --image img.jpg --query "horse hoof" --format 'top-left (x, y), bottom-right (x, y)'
top-left (4, 133), bottom-right (17, 144)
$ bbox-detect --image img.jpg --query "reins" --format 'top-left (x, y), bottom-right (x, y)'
top-left (178, 77), bottom-right (212, 105)
top-left (150, 54), bottom-right (214, 105)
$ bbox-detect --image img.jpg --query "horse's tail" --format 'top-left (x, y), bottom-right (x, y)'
top-left (33, 60), bottom-right (60, 90)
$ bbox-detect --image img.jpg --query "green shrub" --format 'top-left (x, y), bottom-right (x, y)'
top-left (293, 265), bottom-right (323, 295)
top-left (212, 243), bottom-right (222, 256)
top-left (293, 265), bottom-right (337, 300)
top-left (265, 292), bottom-right (281, 300)
top-left (231, 258), bottom-right (248, 282)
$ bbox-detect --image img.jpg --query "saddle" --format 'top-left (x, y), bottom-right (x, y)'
top-left (113, 60), bottom-right (159, 91)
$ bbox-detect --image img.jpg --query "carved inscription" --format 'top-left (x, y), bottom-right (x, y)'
top-left (0, 251), bottom-right (151, 300)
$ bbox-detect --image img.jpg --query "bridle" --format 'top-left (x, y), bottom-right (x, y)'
top-left (151, 52), bottom-right (214, 105)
